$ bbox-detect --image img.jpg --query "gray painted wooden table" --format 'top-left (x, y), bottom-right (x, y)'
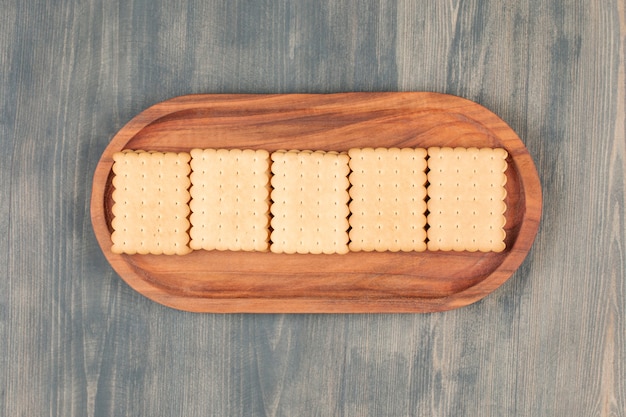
top-left (2, 0), bottom-right (624, 416)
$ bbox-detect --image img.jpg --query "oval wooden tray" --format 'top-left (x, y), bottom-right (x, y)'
top-left (90, 92), bottom-right (542, 313)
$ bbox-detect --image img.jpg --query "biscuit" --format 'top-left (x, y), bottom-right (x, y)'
top-left (111, 150), bottom-right (191, 255)
top-left (189, 149), bottom-right (270, 251)
top-left (270, 150), bottom-right (350, 254)
top-left (348, 148), bottom-right (428, 252)
top-left (426, 147), bottom-right (508, 252)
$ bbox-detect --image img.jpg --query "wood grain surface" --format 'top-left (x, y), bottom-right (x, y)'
top-left (90, 92), bottom-right (541, 313)
top-left (1, 0), bottom-right (624, 415)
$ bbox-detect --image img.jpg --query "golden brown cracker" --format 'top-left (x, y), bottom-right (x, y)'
top-left (270, 150), bottom-right (350, 254)
top-left (426, 147), bottom-right (507, 252)
top-left (189, 148), bottom-right (270, 251)
top-left (111, 150), bottom-right (191, 255)
top-left (348, 148), bottom-right (428, 252)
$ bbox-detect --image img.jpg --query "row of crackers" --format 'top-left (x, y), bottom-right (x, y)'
top-left (110, 147), bottom-right (508, 255)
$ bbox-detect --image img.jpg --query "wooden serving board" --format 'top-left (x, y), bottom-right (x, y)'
top-left (90, 92), bottom-right (542, 313)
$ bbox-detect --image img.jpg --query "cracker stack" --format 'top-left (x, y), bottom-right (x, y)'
top-left (189, 149), bottom-right (270, 251)
top-left (348, 148), bottom-right (428, 252)
top-left (270, 150), bottom-right (350, 254)
top-left (426, 147), bottom-right (508, 252)
top-left (110, 150), bottom-right (192, 255)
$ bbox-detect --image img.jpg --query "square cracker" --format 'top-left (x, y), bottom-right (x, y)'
top-left (111, 150), bottom-right (191, 255)
top-left (270, 150), bottom-right (350, 254)
top-left (426, 147), bottom-right (508, 252)
top-left (189, 149), bottom-right (270, 251)
top-left (348, 148), bottom-right (428, 252)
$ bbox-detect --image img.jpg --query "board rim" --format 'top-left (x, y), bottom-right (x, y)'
top-left (90, 92), bottom-right (542, 313)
